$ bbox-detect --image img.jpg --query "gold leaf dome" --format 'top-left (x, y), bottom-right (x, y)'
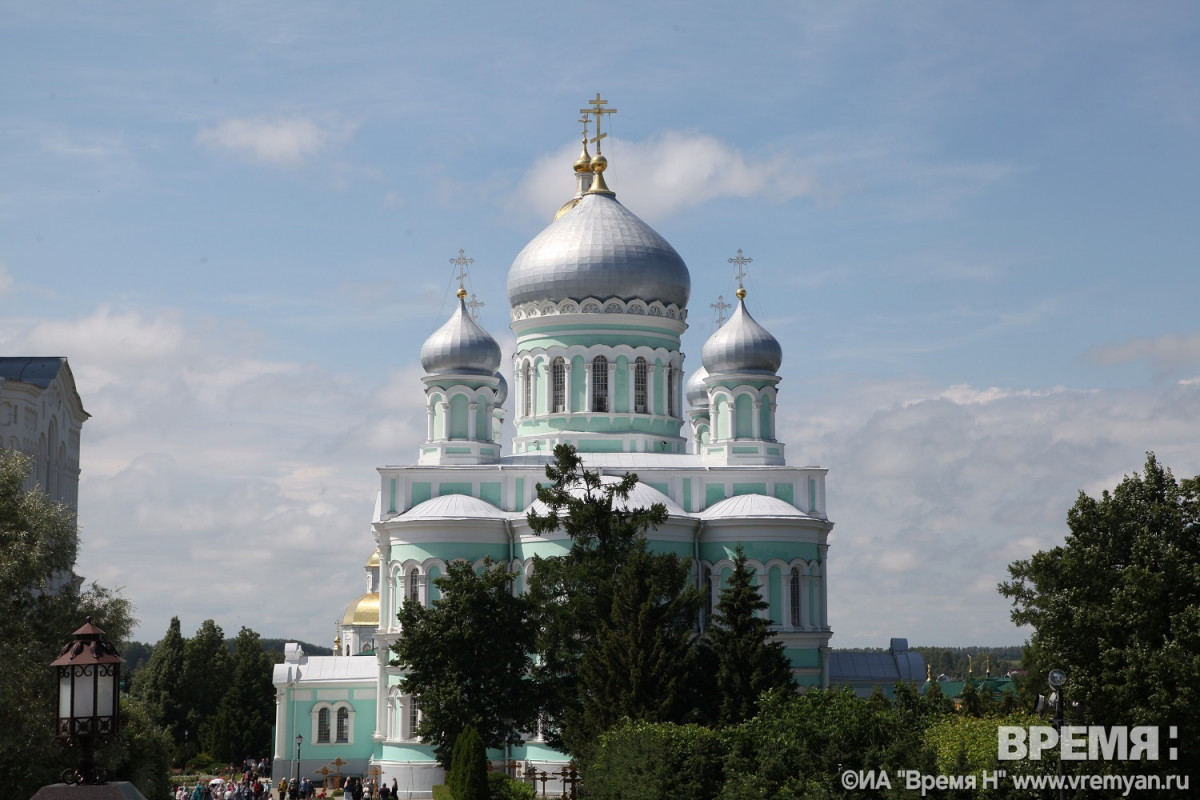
top-left (342, 592), bottom-right (380, 627)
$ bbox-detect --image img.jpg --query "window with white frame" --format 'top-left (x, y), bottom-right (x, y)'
top-left (551, 357), bottom-right (566, 412)
top-left (634, 357), bottom-right (648, 413)
top-left (522, 361), bottom-right (532, 417)
top-left (591, 356), bottom-right (608, 412)
top-left (317, 707), bottom-right (331, 743)
top-left (336, 707), bottom-right (350, 742)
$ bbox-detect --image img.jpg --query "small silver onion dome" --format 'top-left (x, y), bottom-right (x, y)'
top-left (701, 294), bottom-right (782, 375)
top-left (494, 372), bottom-right (509, 404)
top-left (507, 193), bottom-right (690, 309)
top-left (685, 365), bottom-right (710, 410)
top-left (420, 297), bottom-right (502, 375)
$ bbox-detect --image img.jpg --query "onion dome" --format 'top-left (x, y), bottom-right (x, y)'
top-left (365, 550), bottom-right (380, 568)
top-left (494, 372), bottom-right (509, 405)
top-left (685, 365), bottom-right (710, 410)
top-left (700, 291), bottom-right (782, 375)
top-left (342, 592), bottom-right (380, 627)
top-left (420, 293), bottom-right (502, 375)
top-left (508, 193), bottom-right (691, 309)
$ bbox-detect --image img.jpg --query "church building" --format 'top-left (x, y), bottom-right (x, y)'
top-left (273, 99), bottom-right (840, 796)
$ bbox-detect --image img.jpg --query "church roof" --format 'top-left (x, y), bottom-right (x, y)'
top-left (701, 294), bottom-right (782, 376)
top-left (273, 654), bottom-right (377, 685)
top-left (420, 297), bottom-right (501, 375)
top-left (527, 474), bottom-right (688, 517)
top-left (507, 192), bottom-right (690, 310)
top-left (402, 493), bottom-right (507, 520)
top-left (685, 365), bottom-right (710, 410)
top-left (701, 493), bottom-right (808, 520)
top-left (342, 592), bottom-right (380, 627)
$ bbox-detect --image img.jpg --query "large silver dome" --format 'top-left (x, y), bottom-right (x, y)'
top-left (420, 298), bottom-right (502, 375)
top-left (701, 296), bottom-right (782, 375)
top-left (507, 193), bottom-right (690, 309)
top-left (685, 365), bottom-right (710, 409)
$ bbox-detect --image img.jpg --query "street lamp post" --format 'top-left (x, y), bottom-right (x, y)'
top-left (294, 734), bottom-right (303, 789)
top-left (51, 617), bottom-right (125, 785)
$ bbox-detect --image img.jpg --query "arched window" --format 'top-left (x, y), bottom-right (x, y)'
top-left (522, 361), bottom-right (532, 417)
top-left (551, 357), bottom-right (566, 412)
top-left (667, 367), bottom-right (676, 417)
top-left (790, 567), bottom-right (802, 629)
top-left (408, 697), bottom-right (421, 739)
top-left (408, 568), bottom-right (422, 605)
top-left (336, 707), bottom-right (350, 742)
top-left (317, 708), bottom-right (331, 743)
top-left (591, 356), bottom-right (608, 412)
top-left (634, 357), bottom-right (648, 413)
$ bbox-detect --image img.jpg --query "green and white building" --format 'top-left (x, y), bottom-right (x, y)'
top-left (273, 107), bottom-right (838, 797)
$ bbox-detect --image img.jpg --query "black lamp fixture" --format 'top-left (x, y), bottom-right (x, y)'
top-left (294, 733), bottom-right (303, 782)
top-left (51, 617), bottom-right (125, 785)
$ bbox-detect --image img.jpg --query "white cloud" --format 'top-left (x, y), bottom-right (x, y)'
top-left (513, 131), bottom-right (826, 222)
top-left (197, 116), bottom-right (355, 167)
top-left (1087, 332), bottom-right (1200, 371)
top-left (780, 375), bottom-right (1200, 646)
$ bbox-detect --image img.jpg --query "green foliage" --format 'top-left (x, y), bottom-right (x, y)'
top-left (0, 449), bottom-right (135, 798)
top-left (391, 558), bottom-right (537, 765)
top-left (525, 444), bottom-right (681, 755)
top-left (98, 695), bottom-right (175, 799)
top-left (184, 619), bottom-right (233, 755)
top-left (212, 626), bottom-right (276, 761)
top-left (486, 771), bottom-right (534, 800)
top-left (999, 452), bottom-right (1200, 784)
top-left (703, 543), bottom-right (794, 726)
top-left (586, 720), bottom-right (725, 800)
top-left (566, 540), bottom-right (701, 761)
top-left (131, 616), bottom-right (188, 741)
top-left (447, 725), bottom-right (488, 800)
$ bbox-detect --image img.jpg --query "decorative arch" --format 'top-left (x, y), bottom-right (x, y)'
top-left (310, 701), bottom-right (356, 745)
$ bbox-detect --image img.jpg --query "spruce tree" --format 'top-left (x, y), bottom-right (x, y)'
top-left (182, 619), bottom-right (232, 754)
top-left (214, 626), bottom-right (275, 761)
top-left (447, 725), bottom-right (487, 800)
top-left (131, 616), bottom-right (188, 738)
top-left (705, 543), bottom-right (794, 725)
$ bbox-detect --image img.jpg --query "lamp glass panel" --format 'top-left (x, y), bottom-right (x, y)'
top-left (72, 665), bottom-right (95, 717)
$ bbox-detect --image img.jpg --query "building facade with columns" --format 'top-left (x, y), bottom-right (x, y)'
top-left (274, 103), bottom-right (836, 797)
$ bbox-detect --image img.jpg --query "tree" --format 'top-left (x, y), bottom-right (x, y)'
top-left (0, 449), bottom-right (134, 797)
top-left (566, 540), bottom-right (701, 760)
top-left (390, 557), bottom-right (537, 766)
top-left (447, 724), bottom-right (488, 800)
top-left (209, 626), bottom-right (275, 762)
top-left (525, 444), bottom-right (673, 752)
top-left (183, 619), bottom-right (232, 756)
top-left (1000, 453), bottom-right (1200, 786)
top-left (703, 544), bottom-right (794, 726)
top-left (131, 617), bottom-right (188, 742)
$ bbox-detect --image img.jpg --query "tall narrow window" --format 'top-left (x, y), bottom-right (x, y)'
top-left (592, 356), bottom-right (608, 412)
top-left (522, 361), bottom-right (532, 417)
top-left (551, 357), bottom-right (566, 413)
top-left (317, 708), bottom-right (331, 743)
top-left (634, 357), bottom-right (648, 413)
top-left (667, 366), bottom-right (676, 417)
top-left (790, 567), bottom-right (802, 628)
top-left (408, 568), bottom-right (421, 605)
top-left (336, 707), bottom-right (350, 742)
top-left (408, 697), bottom-right (420, 739)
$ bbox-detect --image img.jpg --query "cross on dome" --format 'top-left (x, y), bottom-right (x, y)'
top-left (450, 249), bottom-right (474, 298)
top-left (729, 249), bottom-right (753, 296)
top-left (581, 93), bottom-right (616, 155)
top-left (466, 293), bottom-right (485, 321)
top-left (710, 295), bottom-right (732, 327)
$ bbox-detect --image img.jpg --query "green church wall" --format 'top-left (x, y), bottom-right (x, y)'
top-left (438, 482), bottom-right (472, 496)
top-left (732, 482), bottom-right (767, 496)
top-left (645, 481), bottom-right (669, 496)
top-left (570, 355), bottom-right (586, 410)
top-left (682, 477), bottom-right (693, 511)
top-left (785, 648), bottom-right (822, 668)
top-left (735, 394), bottom-right (753, 438)
top-left (428, 565), bottom-right (442, 602)
top-left (773, 482), bottom-right (794, 504)
top-left (699, 541), bottom-right (820, 565)
top-left (768, 565), bottom-right (782, 625)
top-left (613, 356), bottom-right (629, 412)
top-left (514, 477), bottom-right (525, 509)
top-left (391, 541), bottom-right (509, 565)
top-left (449, 394), bottom-right (468, 439)
top-left (479, 482), bottom-right (502, 507)
top-left (576, 439), bottom-right (624, 452)
top-left (705, 484), bottom-right (726, 506)
top-left (411, 482), bottom-right (432, 506)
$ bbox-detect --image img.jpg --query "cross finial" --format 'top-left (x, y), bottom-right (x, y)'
top-left (580, 93), bottom-right (617, 155)
top-left (728, 249), bottom-right (753, 289)
top-left (710, 295), bottom-right (732, 327)
top-left (466, 293), bottom-right (486, 321)
top-left (578, 115), bottom-right (590, 143)
top-left (449, 249), bottom-right (474, 297)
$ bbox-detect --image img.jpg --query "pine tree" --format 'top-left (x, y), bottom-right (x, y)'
top-left (567, 540), bottom-right (700, 759)
top-left (183, 619), bottom-right (232, 754)
top-left (213, 627), bottom-right (275, 762)
top-left (447, 725), bottom-right (488, 800)
top-left (704, 544), bottom-right (794, 725)
top-left (131, 617), bottom-right (188, 738)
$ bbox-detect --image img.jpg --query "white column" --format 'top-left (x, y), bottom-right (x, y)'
top-left (425, 400), bottom-right (434, 441)
top-left (627, 364), bottom-right (635, 412)
top-left (439, 403), bottom-right (449, 440)
top-left (608, 362), bottom-right (616, 412)
top-left (752, 400), bottom-right (762, 439)
top-left (563, 364), bottom-right (573, 412)
top-left (468, 402), bottom-right (478, 439)
top-left (584, 360), bottom-right (593, 411)
top-left (647, 364), bottom-right (657, 416)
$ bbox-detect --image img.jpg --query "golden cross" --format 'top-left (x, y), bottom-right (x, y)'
top-left (710, 295), bottom-right (732, 326)
top-left (580, 93), bottom-right (616, 154)
top-left (449, 249), bottom-right (474, 292)
top-left (578, 115), bottom-right (590, 142)
top-left (728, 249), bottom-right (753, 288)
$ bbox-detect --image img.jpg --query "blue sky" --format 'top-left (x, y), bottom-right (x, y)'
top-left (3, 2), bottom-right (1199, 648)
